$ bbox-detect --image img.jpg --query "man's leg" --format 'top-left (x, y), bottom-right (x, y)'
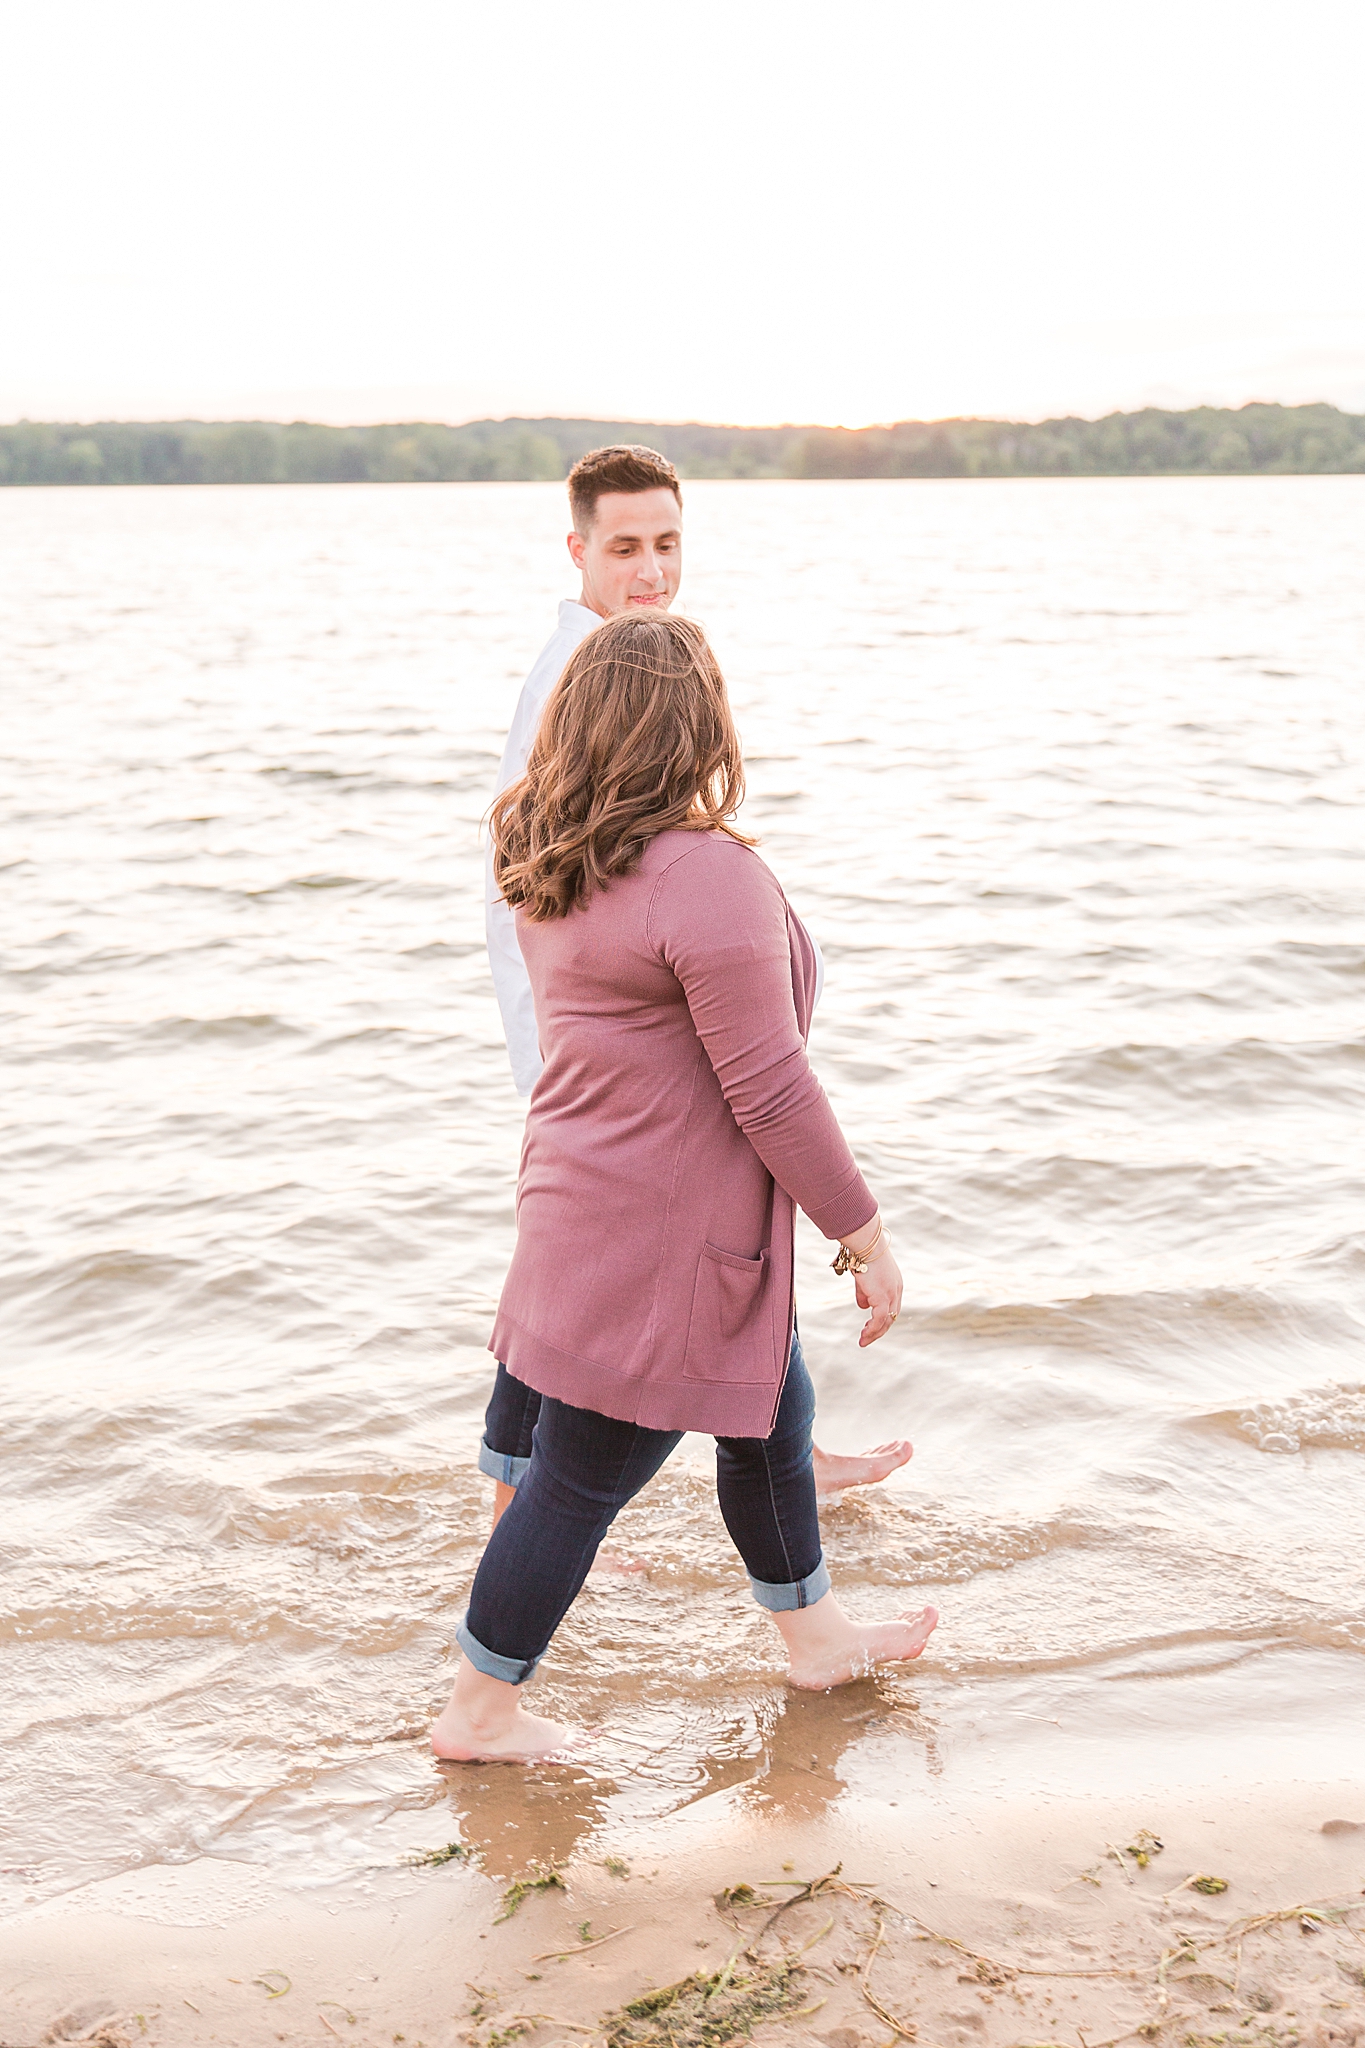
top-left (479, 1361), bottom-right (645, 1571)
top-left (479, 1361), bottom-right (540, 1531)
top-left (434, 1395), bottom-right (682, 1761)
top-left (715, 1331), bottom-right (936, 1687)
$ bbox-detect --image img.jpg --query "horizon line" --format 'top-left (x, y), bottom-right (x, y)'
top-left (3, 397), bottom-right (1358, 433)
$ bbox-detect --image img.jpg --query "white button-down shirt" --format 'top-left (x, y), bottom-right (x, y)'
top-left (485, 597), bottom-right (823, 1095)
top-left (486, 600), bottom-right (600, 1093)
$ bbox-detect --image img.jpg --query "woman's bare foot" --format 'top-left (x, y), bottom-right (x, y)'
top-left (772, 1593), bottom-right (937, 1689)
top-left (812, 1438), bottom-right (913, 1501)
top-left (431, 1663), bottom-right (578, 1762)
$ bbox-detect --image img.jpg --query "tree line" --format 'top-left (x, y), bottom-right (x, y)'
top-left (3, 403), bottom-right (1363, 486)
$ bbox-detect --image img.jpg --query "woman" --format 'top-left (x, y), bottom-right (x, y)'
top-left (432, 612), bottom-right (937, 1762)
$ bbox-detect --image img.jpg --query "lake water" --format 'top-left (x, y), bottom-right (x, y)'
top-left (2, 476), bottom-right (1363, 1912)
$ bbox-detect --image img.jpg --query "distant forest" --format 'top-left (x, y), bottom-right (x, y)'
top-left (3, 403), bottom-right (1364, 485)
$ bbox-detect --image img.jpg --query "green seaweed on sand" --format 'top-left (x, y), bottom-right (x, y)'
top-left (1165, 1872), bottom-right (1231, 1902)
top-left (720, 1864), bottom-right (916, 2042)
top-left (1127, 1831), bottom-right (1165, 1869)
top-left (1179, 2030), bottom-right (1283, 2048)
top-left (406, 1840), bottom-right (473, 1868)
top-left (717, 1882), bottom-right (773, 1912)
top-left (486, 2023), bottom-right (531, 2048)
top-left (497, 1861), bottom-right (568, 1922)
top-left (604, 1952), bottom-right (807, 2048)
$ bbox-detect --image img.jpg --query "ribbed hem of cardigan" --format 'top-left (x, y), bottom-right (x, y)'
top-left (455, 1614), bottom-right (541, 1685)
top-left (488, 1313), bottom-right (788, 1439)
top-left (748, 1555), bottom-right (831, 1612)
top-left (477, 1437), bottom-right (531, 1486)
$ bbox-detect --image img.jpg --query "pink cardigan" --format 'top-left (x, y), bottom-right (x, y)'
top-left (489, 831), bottom-right (877, 1437)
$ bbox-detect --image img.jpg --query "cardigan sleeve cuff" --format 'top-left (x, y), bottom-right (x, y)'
top-left (805, 1176), bottom-right (878, 1244)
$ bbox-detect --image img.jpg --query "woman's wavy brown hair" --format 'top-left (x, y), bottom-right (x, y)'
top-left (491, 611), bottom-right (753, 922)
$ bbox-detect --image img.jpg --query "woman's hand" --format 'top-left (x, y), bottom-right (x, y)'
top-left (840, 1213), bottom-right (904, 1346)
top-left (854, 1247), bottom-right (903, 1346)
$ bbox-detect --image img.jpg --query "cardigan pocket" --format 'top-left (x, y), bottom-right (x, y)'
top-left (682, 1242), bottom-right (779, 1385)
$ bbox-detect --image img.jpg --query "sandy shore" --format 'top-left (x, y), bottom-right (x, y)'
top-left (5, 1774), bottom-right (1363, 2048)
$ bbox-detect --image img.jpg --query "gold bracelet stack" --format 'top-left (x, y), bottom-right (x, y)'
top-left (831, 1218), bottom-right (883, 1276)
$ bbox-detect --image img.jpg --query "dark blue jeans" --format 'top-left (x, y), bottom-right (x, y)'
top-left (459, 1332), bottom-right (828, 1683)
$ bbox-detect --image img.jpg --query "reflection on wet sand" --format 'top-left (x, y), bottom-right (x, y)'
top-left (439, 1676), bottom-right (942, 1875)
top-left (438, 1760), bottom-right (617, 1877)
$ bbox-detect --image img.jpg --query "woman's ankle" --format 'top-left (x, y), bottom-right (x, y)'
top-left (769, 1590), bottom-right (845, 1652)
top-left (432, 1669), bottom-right (575, 1761)
top-left (446, 1661), bottom-right (523, 1735)
top-left (770, 1594), bottom-right (938, 1688)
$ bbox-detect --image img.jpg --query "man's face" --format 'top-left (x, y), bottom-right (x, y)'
top-left (568, 487), bottom-right (682, 618)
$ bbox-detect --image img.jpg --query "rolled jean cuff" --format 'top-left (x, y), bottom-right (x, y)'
top-left (455, 1614), bottom-right (542, 1686)
top-left (748, 1555), bottom-right (830, 1613)
top-left (478, 1437), bottom-right (531, 1486)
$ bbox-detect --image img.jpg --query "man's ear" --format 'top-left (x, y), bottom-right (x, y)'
top-left (567, 529), bottom-right (587, 571)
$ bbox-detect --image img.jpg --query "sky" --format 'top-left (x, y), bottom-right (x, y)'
top-left (3, 0), bottom-right (1364, 429)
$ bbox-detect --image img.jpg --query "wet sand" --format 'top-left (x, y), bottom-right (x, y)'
top-left (6, 1775), bottom-right (1363, 2048)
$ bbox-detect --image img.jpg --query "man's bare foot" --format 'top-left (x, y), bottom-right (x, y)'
top-left (812, 1439), bottom-right (913, 1501)
top-left (589, 1550), bottom-right (648, 1578)
top-left (431, 1663), bottom-right (578, 1762)
top-left (772, 1593), bottom-right (938, 1689)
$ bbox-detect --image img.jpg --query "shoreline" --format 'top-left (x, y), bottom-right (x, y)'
top-left (6, 1771), bottom-right (1363, 2048)
top-left (5, 412), bottom-right (1365, 488)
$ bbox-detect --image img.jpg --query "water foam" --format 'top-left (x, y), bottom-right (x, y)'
top-left (1232, 1380), bottom-right (1365, 1455)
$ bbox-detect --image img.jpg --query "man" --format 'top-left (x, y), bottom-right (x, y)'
top-left (482, 444), bottom-right (911, 1530)
top-left (486, 444), bottom-right (683, 1093)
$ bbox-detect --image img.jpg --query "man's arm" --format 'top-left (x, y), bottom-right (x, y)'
top-left (486, 674), bottom-right (547, 1097)
top-left (485, 606), bottom-right (597, 1096)
top-left (486, 852), bottom-right (542, 1096)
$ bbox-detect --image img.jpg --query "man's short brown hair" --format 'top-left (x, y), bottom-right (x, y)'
top-left (567, 444), bottom-right (682, 533)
